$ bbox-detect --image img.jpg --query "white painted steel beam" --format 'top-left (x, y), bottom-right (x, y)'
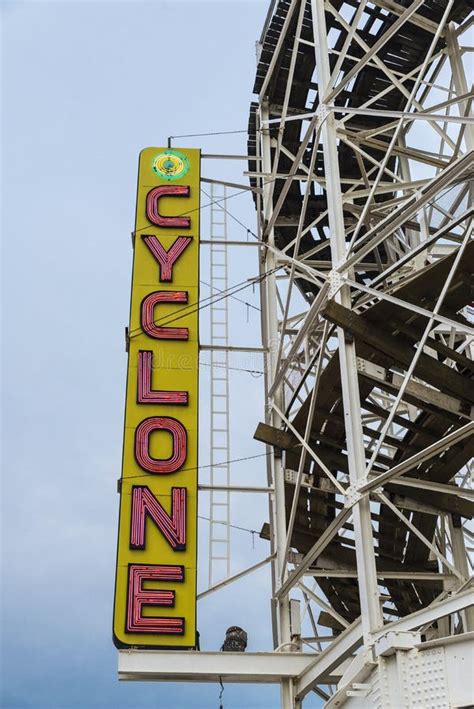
top-left (118, 650), bottom-right (316, 684)
top-left (199, 485), bottom-right (274, 493)
top-left (275, 508), bottom-right (352, 599)
top-left (259, 99), bottom-right (294, 708)
top-left (307, 570), bottom-right (456, 581)
top-left (312, 0), bottom-right (382, 640)
top-left (370, 0), bottom-right (441, 34)
top-left (244, 1), bottom-right (474, 705)
top-left (200, 344), bottom-right (267, 353)
top-left (373, 588), bottom-right (474, 638)
top-left (201, 176), bottom-right (261, 193)
top-left (332, 105), bottom-right (474, 124)
top-left (360, 422), bottom-right (474, 493)
top-left (198, 554), bottom-right (275, 600)
top-left (295, 619), bottom-right (363, 699)
top-left (201, 239), bottom-right (261, 247)
top-left (325, 0), bottom-right (425, 103)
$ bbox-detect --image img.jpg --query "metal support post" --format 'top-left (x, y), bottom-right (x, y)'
top-left (311, 0), bottom-right (382, 640)
top-left (448, 515), bottom-right (474, 631)
top-left (446, 23), bottom-right (474, 152)
top-left (259, 100), bottom-right (294, 709)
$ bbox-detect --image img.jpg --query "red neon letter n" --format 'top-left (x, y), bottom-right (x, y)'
top-left (130, 486), bottom-right (186, 551)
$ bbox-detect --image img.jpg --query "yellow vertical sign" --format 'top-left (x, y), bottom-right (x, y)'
top-left (113, 147), bottom-right (200, 649)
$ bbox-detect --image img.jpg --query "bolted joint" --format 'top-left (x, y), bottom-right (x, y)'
top-left (316, 103), bottom-right (329, 123)
top-left (374, 630), bottom-right (421, 658)
top-left (347, 683), bottom-right (371, 698)
top-left (328, 269), bottom-right (343, 298)
top-left (344, 485), bottom-right (363, 508)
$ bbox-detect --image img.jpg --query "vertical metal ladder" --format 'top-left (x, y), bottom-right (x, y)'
top-left (208, 183), bottom-right (231, 586)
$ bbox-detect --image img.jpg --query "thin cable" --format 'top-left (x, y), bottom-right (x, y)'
top-left (129, 268), bottom-right (271, 336)
top-left (200, 279), bottom-right (260, 312)
top-left (128, 267), bottom-right (278, 338)
top-left (199, 361), bottom-right (264, 376)
top-left (169, 128), bottom-right (255, 140)
top-left (198, 515), bottom-right (260, 536)
top-left (132, 175), bottom-right (280, 236)
top-left (218, 676), bottom-right (225, 709)
top-left (132, 187), bottom-right (257, 236)
top-left (201, 187), bottom-right (260, 241)
top-left (121, 451), bottom-right (270, 482)
top-left (128, 269), bottom-right (273, 339)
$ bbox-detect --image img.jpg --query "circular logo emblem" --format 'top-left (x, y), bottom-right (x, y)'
top-left (152, 150), bottom-right (190, 180)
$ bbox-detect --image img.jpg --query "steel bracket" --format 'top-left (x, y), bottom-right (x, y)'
top-left (374, 630), bottom-right (421, 658)
top-left (346, 683), bottom-right (371, 697)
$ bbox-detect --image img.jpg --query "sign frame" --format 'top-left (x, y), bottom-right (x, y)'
top-left (113, 146), bottom-right (200, 650)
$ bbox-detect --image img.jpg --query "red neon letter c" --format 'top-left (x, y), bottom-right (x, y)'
top-left (141, 291), bottom-right (189, 340)
top-left (146, 185), bottom-right (191, 228)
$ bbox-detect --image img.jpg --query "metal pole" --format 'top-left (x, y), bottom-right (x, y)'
top-left (311, 0), bottom-right (382, 640)
top-left (259, 100), bottom-right (294, 709)
top-left (448, 516), bottom-right (474, 631)
top-left (446, 23), bottom-right (474, 152)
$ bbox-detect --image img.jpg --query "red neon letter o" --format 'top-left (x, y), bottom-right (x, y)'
top-left (135, 417), bottom-right (187, 474)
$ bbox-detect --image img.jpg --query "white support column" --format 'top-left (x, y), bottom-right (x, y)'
top-left (446, 21), bottom-right (474, 227)
top-left (259, 100), bottom-right (294, 709)
top-left (311, 0), bottom-right (382, 640)
top-left (446, 23), bottom-right (474, 152)
top-left (448, 515), bottom-right (474, 631)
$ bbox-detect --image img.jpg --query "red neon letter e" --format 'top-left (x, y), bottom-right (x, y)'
top-left (126, 564), bottom-right (185, 634)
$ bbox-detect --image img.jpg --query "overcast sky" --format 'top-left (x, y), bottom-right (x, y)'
top-left (1, 2), bottom-right (322, 708)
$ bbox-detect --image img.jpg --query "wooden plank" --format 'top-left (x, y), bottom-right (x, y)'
top-left (372, 312), bottom-right (474, 374)
top-left (253, 421), bottom-right (297, 449)
top-left (389, 486), bottom-right (474, 519)
top-left (357, 359), bottom-right (470, 419)
top-left (322, 300), bottom-right (474, 405)
top-left (317, 612), bottom-right (345, 631)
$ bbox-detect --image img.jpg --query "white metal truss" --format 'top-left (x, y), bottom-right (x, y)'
top-left (207, 182), bottom-right (231, 585)
top-left (250, 0), bottom-right (474, 706)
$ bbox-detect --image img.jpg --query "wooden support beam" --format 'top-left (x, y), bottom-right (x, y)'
top-left (254, 421), bottom-right (297, 449)
top-left (372, 313), bottom-right (474, 374)
top-left (322, 300), bottom-right (474, 406)
top-left (317, 612), bottom-right (345, 631)
top-left (357, 358), bottom-right (473, 419)
top-left (391, 488), bottom-right (474, 519)
top-left (362, 400), bottom-right (438, 440)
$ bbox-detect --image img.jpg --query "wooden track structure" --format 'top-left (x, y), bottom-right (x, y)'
top-left (247, 0), bottom-right (474, 703)
top-left (257, 245), bottom-right (474, 623)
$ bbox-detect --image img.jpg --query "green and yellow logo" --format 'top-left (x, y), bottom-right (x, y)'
top-left (152, 150), bottom-right (190, 180)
